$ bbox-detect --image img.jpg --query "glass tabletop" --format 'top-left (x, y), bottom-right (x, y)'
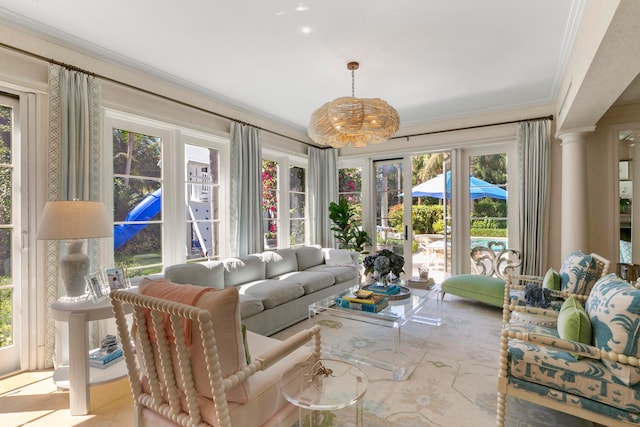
top-left (313, 283), bottom-right (438, 323)
top-left (279, 359), bottom-right (368, 411)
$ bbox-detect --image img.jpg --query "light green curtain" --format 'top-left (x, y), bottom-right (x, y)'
top-left (230, 122), bottom-right (263, 256)
top-left (308, 147), bottom-right (338, 247)
top-left (46, 64), bottom-right (102, 366)
top-left (518, 119), bottom-right (551, 275)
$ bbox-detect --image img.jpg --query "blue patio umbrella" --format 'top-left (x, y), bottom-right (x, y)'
top-left (410, 171), bottom-right (507, 200)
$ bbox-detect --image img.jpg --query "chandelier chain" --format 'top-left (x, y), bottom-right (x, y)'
top-left (351, 68), bottom-right (355, 97)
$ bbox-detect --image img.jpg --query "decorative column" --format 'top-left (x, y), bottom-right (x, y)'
top-left (557, 128), bottom-right (594, 258)
top-left (632, 144), bottom-right (640, 264)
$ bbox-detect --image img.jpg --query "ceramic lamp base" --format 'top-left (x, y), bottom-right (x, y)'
top-left (60, 239), bottom-right (89, 298)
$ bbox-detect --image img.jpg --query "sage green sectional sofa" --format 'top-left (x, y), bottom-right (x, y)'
top-left (163, 245), bottom-right (359, 336)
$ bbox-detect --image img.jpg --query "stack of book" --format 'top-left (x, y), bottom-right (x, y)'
top-left (366, 284), bottom-right (402, 295)
top-left (89, 346), bottom-right (124, 369)
top-left (336, 291), bottom-right (389, 313)
top-left (407, 276), bottom-right (436, 290)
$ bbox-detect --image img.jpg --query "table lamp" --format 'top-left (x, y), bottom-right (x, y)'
top-left (37, 200), bottom-right (112, 300)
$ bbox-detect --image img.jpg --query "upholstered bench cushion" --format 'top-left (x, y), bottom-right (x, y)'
top-left (442, 274), bottom-right (505, 307)
top-left (507, 323), bottom-right (640, 415)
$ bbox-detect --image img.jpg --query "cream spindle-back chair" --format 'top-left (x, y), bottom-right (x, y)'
top-left (111, 288), bottom-right (321, 427)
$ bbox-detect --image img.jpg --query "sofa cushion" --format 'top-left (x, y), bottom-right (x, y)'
top-left (559, 250), bottom-right (599, 295)
top-left (238, 293), bottom-right (265, 318)
top-left (263, 248), bottom-right (298, 278)
top-left (139, 279), bottom-right (249, 403)
top-left (323, 248), bottom-right (356, 267)
top-left (238, 280), bottom-right (305, 309)
top-left (507, 323), bottom-right (640, 414)
top-left (223, 255), bottom-right (266, 287)
top-left (295, 246), bottom-right (325, 270)
top-left (197, 330), bottom-right (313, 426)
top-left (306, 264), bottom-right (357, 284)
top-left (277, 270), bottom-right (335, 294)
top-left (586, 274), bottom-right (640, 386)
top-left (557, 296), bottom-right (591, 358)
top-left (164, 261), bottom-right (225, 289)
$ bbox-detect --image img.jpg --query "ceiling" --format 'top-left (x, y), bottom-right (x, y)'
top-left (0, 0), bottom-right (585, 136)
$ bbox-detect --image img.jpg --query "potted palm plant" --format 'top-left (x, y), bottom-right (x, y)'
top-left (328, 199), bottom-right (371, 253)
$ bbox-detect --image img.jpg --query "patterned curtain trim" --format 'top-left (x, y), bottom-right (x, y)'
top-left (44, 64), bottom-right (102, 367)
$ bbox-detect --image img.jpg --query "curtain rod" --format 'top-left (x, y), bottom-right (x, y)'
top-left (1, 41), bottom-right (553, 148)
top-left (0, 41), bottom-right (320, 148)
top-left (391, 114), bottom-right (554, 140)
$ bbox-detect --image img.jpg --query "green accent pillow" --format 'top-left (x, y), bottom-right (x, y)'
top-left (557, 295), bottom-right (591, 359)
top-left (543, 268), bottom-right (560, 291)
top-left (242, 323), bottom-right (251, 365)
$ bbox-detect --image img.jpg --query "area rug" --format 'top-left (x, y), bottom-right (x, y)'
top-left (272, 294), bottom-right (594, 427)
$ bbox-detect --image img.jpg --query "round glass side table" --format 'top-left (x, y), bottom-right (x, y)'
top-left (279, 358), bottom-right (368, 426)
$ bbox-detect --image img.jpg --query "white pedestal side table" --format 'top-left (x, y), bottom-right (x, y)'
top-left (50, 292), bottom-right (133, 415)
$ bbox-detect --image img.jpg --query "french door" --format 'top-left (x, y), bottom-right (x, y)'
top-left (0, 93), bottom-right (27, 375)
top-left (373, 143), bottom-right (516, 281)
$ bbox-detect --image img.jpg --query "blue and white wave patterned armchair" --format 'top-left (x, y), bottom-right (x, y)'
top-left (497, 273), bottom-right (640, 426)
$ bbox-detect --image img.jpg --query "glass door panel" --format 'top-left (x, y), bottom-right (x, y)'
top-left (409, 152), bottom-right (452, 283)
top-left (467, 152), bottom-right (508, 265)
top-left (0, 96), bottom-right (22, 375)
top-left (374, 160), bottom-right (405, 263)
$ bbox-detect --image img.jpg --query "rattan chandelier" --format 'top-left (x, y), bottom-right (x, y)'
top-left (308, 61), bottom-right (400, 148)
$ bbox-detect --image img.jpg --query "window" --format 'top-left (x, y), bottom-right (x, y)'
top-left (262, 159), bottom-right (279, 249)
top-left (112, 128), bottom-right (163, 277)
top-left (339, 166), bottom-right (363, 217)
top-left (289, 165), bottom-right (306, 247)
top-left (262, 154), bottom-right (307, 249)
top-left (185, 144), bottom-right (220, 260)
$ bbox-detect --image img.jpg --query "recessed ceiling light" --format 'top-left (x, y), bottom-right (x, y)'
top-left (296, 3), bottom-right (309, 12)
top-left (301, 27), bottom-right (312, 34)
top-left (275, 10), bottom-right (286, 16)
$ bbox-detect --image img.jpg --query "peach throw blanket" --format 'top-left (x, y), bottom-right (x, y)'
top-left (142, 281), bottom-right (214, 345)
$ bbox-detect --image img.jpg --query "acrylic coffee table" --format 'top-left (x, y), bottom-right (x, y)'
top-left (308, 281), bottom-right (443, 381)
top-left (279, 358), bottom-right (368, 427)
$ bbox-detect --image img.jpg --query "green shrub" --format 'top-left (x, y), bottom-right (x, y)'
top-left (387, 204), bottom-right (444, 234)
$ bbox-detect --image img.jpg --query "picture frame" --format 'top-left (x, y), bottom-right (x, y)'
top-left (620, 160), bottom-right (630, 180)
top-left (103, 266), bottom-right (130, 291)
top-left (86, 272), bottom-right (110, 302)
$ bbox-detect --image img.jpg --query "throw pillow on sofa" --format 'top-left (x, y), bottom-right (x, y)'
top-left (586, 273), bottom-right (640, 385)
